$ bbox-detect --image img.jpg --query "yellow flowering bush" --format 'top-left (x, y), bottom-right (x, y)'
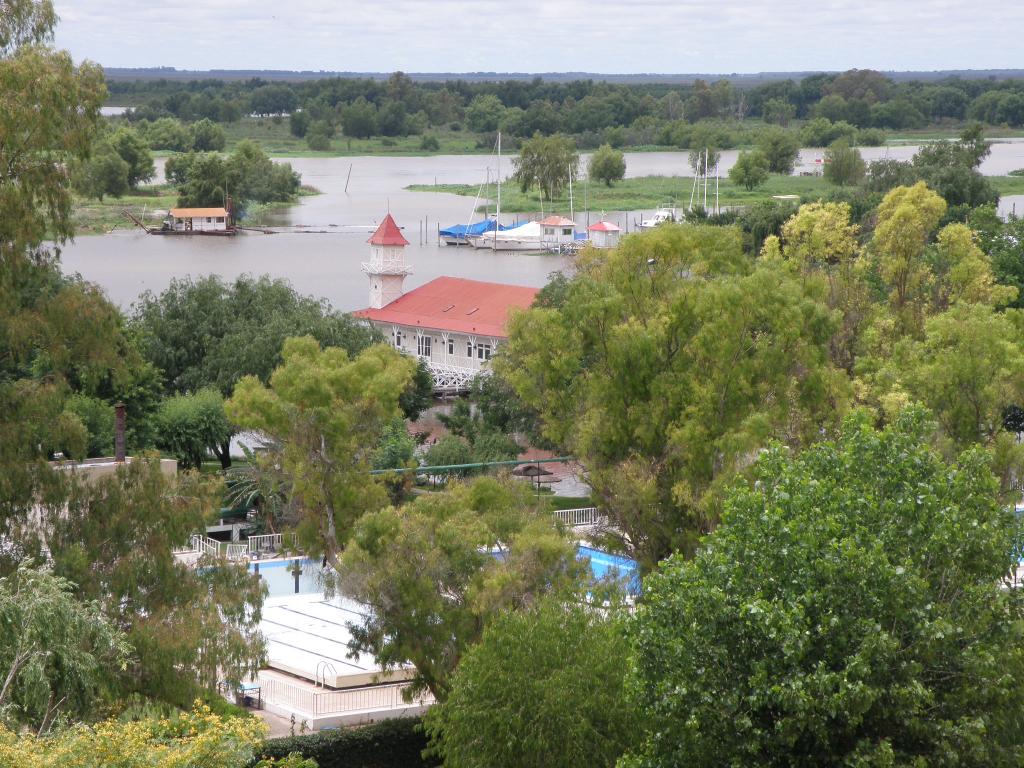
top-left (0, 703), bottom-right (268, 768)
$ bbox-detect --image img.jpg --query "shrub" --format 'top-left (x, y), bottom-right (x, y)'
top-left (256, 718), bottom-right (436, 768)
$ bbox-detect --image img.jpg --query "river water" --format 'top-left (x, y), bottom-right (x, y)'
top-left (61, 142), bottom-right (1024, 312)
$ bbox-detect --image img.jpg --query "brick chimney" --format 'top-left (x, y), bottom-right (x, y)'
top-left (114, 402), bottom-right (127, 463)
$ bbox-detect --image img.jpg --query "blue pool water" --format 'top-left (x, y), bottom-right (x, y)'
top-left (252, 545), bottom-right (640, 597)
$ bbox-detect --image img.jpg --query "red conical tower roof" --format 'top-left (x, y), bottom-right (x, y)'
top-left (368, 213), bottom-right (409, 246)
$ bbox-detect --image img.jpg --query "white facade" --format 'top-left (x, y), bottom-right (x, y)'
top-left (170, 214), bottom-right (227, 232)
top-left (362, 243), bottom-right (413, 309)
top-left (361, 320), bottom-right (499, 392)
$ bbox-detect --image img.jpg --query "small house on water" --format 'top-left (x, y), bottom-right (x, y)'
top-left (162, 206), bottom-right (233, 234)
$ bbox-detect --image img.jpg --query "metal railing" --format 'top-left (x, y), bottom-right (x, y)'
top-left (247, 532), bottom-right (295, 555)
top-left (191, 534), bottom-right (222, 558)
top-left (259, 677), bottom-right (433, 717)
top-left (554, 507), bottom-right (603, 527)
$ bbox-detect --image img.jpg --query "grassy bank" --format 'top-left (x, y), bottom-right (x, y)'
top-left (71, 184), bottom-right (320, 236)
top-left (221, 117), bottom-right (483, 156)
top-left (409, 174), bottom-right (1024, 212)
top-left (71, 185), bottom-right (179, 235)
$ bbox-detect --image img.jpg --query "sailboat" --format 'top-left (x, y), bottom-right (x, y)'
top-left (439, 158), bottom-right (507, 245)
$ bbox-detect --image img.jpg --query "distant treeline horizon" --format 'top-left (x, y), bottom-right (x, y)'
top-left (103, 67), bottom-right (1024, 85)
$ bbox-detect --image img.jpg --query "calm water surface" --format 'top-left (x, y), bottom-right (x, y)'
top-left (61, 142), bottom-right (1024, 311)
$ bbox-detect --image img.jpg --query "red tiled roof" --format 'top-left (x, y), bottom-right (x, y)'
top-left (353, 277), bottom-right (538, 338)
top-left (588, 220), bottom-right (621, 232)
top-left (368, 213), bottom-right (409, 246)
top-left (539, 215), bottom-right (576, 227)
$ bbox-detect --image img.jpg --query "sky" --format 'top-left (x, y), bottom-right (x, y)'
top-left (54, 0), bottom-right (1021, 74)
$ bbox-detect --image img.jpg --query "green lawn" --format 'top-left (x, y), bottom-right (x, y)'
top-left (71, 184), bottom-right (320, 236)
top-left (409, 173), bottom-right (1024, 213)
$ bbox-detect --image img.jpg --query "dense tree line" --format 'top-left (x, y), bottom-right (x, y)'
top-left (107, 69), bottom-right (1024, 149)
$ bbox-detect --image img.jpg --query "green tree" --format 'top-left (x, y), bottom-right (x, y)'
top-left (71, 140), bottom-right (130, 200)
top-left (108, 127), bottom-right (154, 188)
top-left (756, 126), bottom-right (801, 174)
top-left (340, 97), bottom-right (378, 139)
top-left (513, 132), bottom-right (579, 199)
top-left (870, 182), bottom-right (947, 313)
top-left (588, 143), bottom-right (626, 187)
top-left (63, 393), bottom-right (114, 457)
top-left (45, 459), bottom-right (265, 705)
top-left (761, 97), bottom-right (795, 126)
top-left (0, 3), bottom-right (123, 541)
top-left (823, 138), bottom-right (866, 186)
top-left (728, 149), bottom-right (770, 191)
top-left (688, 143), bottom-right (721, 176)
top-left (190, 117), bottom-right (226, 151)
top-left (227, 337), bottom-right (415, 569)
top-left (289, 109), bottom-right (310, 138)
top-left (424, 434), bottom-right (473, 473)
top-left (499, 225), bottom-right (844, 569)
top-left (305, 119), bottom-right (334, 152)
top-left (339, 477), bottom-right (586, 700)
top-left (141, 116), bottom-right (192, 152)
top-left (130, 274), bottom-right (377, 398)
top-left (425, 595), bottom-right (639, 768)
top-left (155, 387), bottom-right (235, 470)
top-left (904, 123), bottom-right (996, 209)
top-left (465, 94), bottom-right (505, 133)
top-left (630, 410), bottom-right (1024, 767)
top-left (0, 561), bottom-right (129, 731)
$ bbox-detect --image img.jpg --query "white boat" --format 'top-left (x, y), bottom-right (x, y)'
top-left (637, 207), bottom-right (680, 230)
top-left (470, 220), bottom-right (545, 251)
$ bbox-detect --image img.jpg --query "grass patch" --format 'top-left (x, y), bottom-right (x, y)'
top-left (410, 173), bottom-right (1024, 213)
top-left (221, 117), bottom-right (483, 156)
top-left (71, 184), bottom-right (178, 235)
top-left (410, 174), bottom-right (837, 212)
top-left (71, 183), bottom-right (320, 236)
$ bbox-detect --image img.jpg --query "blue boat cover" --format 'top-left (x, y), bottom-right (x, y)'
top-left (439, 219), bottom-right (506, 238)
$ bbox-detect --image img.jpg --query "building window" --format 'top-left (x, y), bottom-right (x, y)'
top-left (417, 335), bottom-right (431, 358)
top-left (467, 340), bottom-right (473, 357)
top-left (562, 227), bottom-right (572, 235)
top-left (447, 338), bottom-right (454, 355)
top-left (394, 330), bottom-right (403, 348)
top-left (477, 343), bottom-right (492, 360)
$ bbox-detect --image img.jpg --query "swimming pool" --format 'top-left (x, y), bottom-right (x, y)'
top-left (251, 545), bottom-right (640, 597)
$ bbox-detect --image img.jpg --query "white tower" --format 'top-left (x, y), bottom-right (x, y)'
top-left (361, 213), bottom-right (412, 309)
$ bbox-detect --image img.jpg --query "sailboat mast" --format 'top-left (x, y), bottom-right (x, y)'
top-left (494, 132), bottom-right (501, 250)
top-left (568, 161), bottom-right (574, 225)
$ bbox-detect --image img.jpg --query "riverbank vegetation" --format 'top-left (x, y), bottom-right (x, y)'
top-left (101, 68), bottom-right (1024, 160)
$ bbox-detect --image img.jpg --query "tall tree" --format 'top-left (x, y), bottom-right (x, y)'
top-left (0, 0), bottom-right (124, 537)
top-left (499, 225), bottom-right (845, 569)
top-left (588, 143), bottom-right (626, 187)
top-left (226, 336), bottom-right (415, 569)
top-left (823, 138), bottom-right (866, 187)
top-left (44, 459), bottom-right (265, 704)
top-left (629, 410), bottom-right (1024, 767)
top-left (424, 594), bottom-right (639, 768)
top-left (339, 477), bottom-right (586, 701)
top-left (0, 561), bottom-right (129, 732)
top-left (513, 132), bottom-right (579, 199)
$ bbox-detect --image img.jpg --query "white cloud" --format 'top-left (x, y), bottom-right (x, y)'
top-left (53, 0), bottom-right (1023, 72)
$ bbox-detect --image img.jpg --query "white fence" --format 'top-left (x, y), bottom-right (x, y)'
top-left (248, 532), bottom-right (295, 556)
top-left (554, 507), bottom-right (604, 527)
top-left (259, 676), bottom-right (433, 717)
top-left (182, 532), bottom-right (296, 561)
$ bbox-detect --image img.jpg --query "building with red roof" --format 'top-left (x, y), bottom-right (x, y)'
top-left (355, 214), bottom-right (539, 392)
top-left (587, 219), bottom-right (622, 249)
